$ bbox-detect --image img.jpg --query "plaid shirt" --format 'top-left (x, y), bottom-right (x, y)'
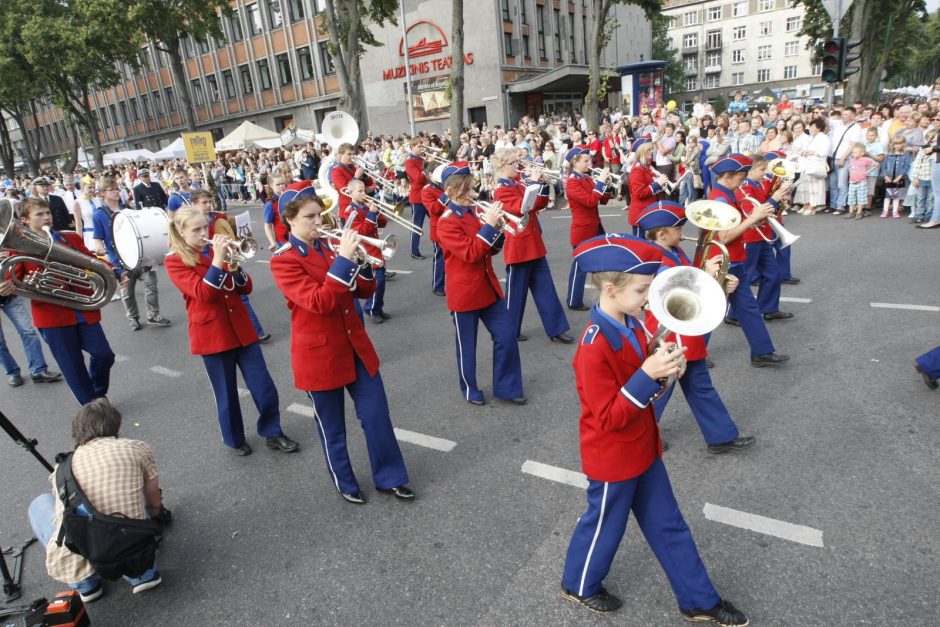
top-left (729, 132), bottom-right (761, 155)
top-left (911, 149), bottom-right (934, 181)
top-left (45, 438), bottom-right (158, 583)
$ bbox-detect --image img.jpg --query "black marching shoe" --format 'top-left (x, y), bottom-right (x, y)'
top-left (517, 334), bottom-right (528, 342)
top-left (561, 586), bottom-right (623, 613)
top-left (7, 374), bottom-right (24, 387)
top-left (370, 314), bottom-right (385, 325)
top-left (763, 311), bottom-right (794, 321)
top-left (341, 491), bottom-right (367, 505)
top-left (258, 333), bottom-right (272, 343)
top-left (706, 358), bottom-right (715, 369)
top-left (468, 398), bottom-right (486, 406)
top-left (680, 599), bottom-right (749, 626)
top-left (266, 435), bottom-right (300, 453)
top-left (433, 290), bottom-right (446, 297)
top-left (915, 362), bottom-right (938, 390)
top-left (781, 277), bottom-right (801, 285)
top-left (506, 396), bottom-right (528, 405)
top-left (568, 305), bottom-right (589, 312)
top-left (379, 312), bottom-right (391, 320)
top-left (551, 332), bottom-right (575, 344)
top-left (750, 352), bottom-right (790, 367)
top-left (385, 271), bottom-right (397, 279)
top-left (411, 253), bottom-right (426, 260)
top-left (708, 436), bottom-right (756, 455)
top-left (31, 370), bottom-right (63, 383)
top-left (723, 317), bottom-right (740, 327)
top-left (233, 443), bottom-right (253, 456)
top-left (377, 485), bottom-right (415, 500)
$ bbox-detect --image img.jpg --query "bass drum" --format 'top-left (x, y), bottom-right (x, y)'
top-left (111, 207), bottom-right (169, 271)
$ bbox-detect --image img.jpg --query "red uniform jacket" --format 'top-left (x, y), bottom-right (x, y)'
top-left (709, 182), bottom-right (746, 263)
top-left (165, 250), bottom-right (256, 355)
top-left (347, 202), bottom-right (388, 266)
top-left (270, 236), bottom-right (379, 392)
top-left (566, 171), bottom-right (611, 247)
top-left (266, 196), bottom-right (290, 244)
top-left (405, 155), bottom-right (428, 204)
top-left (575, 309), bottom-right (664, 482)
top-left (13, 231), bottom-right (109, 328)
top-left (627, 163), bottom-right (665, 228)
top-left (436, 201), bottom-right (505, 312)
top-left (421, 183), bottom-right (445, 242)
top-left (329, 162), bottom-right (357, 221)
top-left (737, 177), bottom-right (778, 244)
top-left (644, 245), bottom-right (708, 361)
top-left (493, 177), bottom-right (550, 265)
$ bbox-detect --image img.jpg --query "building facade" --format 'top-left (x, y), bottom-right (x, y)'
top-left (17, 0), bottom-right (650, 162)
top-left (663, 0), bottom-right (826, 111)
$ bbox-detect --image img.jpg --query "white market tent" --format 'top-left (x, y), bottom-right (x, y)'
top-left (151, 138), bottom-right (187, 161)
top-left (103, 149), bottom-right (155, 165)
top-left (215, 121), bottom-right (281, 151)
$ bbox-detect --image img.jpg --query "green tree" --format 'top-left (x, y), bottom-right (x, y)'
top-left (888, 10), bottom-right (940, 87)
top-left (584, 0), bottom-right (660, 130)
top-left (651, 12), bottom-right (684, 100)
top-left (127, 0), bottom-right (232, 133)
top-left (320, 0), bottom-right (399, 133)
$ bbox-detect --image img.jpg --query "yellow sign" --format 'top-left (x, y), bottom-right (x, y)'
top-left (182, 132), bottom-right (216, 163)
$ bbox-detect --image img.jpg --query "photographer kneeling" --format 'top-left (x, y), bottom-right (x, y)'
top-left (27, 398), bottom-right (168, 602)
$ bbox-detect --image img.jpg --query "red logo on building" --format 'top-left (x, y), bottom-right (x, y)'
top-left (399, 20), bottom-right (448, 58)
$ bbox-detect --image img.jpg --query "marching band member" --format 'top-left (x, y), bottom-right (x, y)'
top-left (405, 139), bottom-right (429, 259)
top-left (327, 142), bottom-right (360, 222)
top-left (437, 162), bottom-right (525, 406)
top-left (731, 154), bottom-right (793, 322)
top-left (166, 168), bottom-right (193, 215)
top-left (421, 164), bottom-right (447, 296)
top-left (559, 233), bottom-right (749, 626)
top-left (565, 147), bottom-right (612, 311)
top-left (165, 207), bottom-right (298, 456)
top-left (262, 173), bottom-right (289, 251)
top-left (491, 148), bottom-right (573, 343)
top-left (5, 198), bottom-right (119, 405)
top-left (637, 203), bottom-right (756, 454)
top-left (626, 138), bottom-right (669, 237)
top-left (269, 184), bottom-right (413, 504)
top-left (763, 151), bottom-right (800, 285)
top-left (915, 345), bottom-right (940, 390)
top-left (93, 178), bottom-right (171, 331)
top-left (345, 179), bottom-right (391, 323)
top-left (710, 155), bottom-right (789, 367)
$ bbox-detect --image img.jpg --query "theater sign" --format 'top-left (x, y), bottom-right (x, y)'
top-left (381, 20), bottom-right (474, 82)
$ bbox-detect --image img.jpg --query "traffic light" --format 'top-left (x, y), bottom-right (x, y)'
top-left (821, 38), bottom-right (842, 83)
top-left (841, 38), bottom-right (862, 80)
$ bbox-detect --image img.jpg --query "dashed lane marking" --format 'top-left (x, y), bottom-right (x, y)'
top-left (286, 403), bottom-right (314, 417)
top-left (521, 460), bottom-right (589, 489)
top-left (550, 214), bottom-right (621, 219)
top-left (150, 366), bottom-right (182, 378)
top-left (870, 302), bottom-right (939, 312)
top-left (393, 428), bottom-right (456, 452)
top-left (237, 388), bottom-right (250, 398)
top-left (114, 354), bottom-right (129, 363)
top-left (254, 259), bottom-right (270, 264)
top-left (386, 269), bottom-right (413, 274)
top-left (780, 296), bottom-right (812, 304)
top-left (703, 503), bottom-right (824, 548)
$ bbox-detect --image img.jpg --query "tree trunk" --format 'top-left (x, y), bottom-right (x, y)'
top-left (0, 111), bottom-right (16, 177)
top-left (16, 103), bottom-right (41, 175)
top-left (583, 0), bottom-right (609, 132)
top-left (55, 85), bottom-right (104, 169)
top-left (62, 124), bottom-right (79, 174)
top-left (164, 36), bottom-right (197, 132)
top-left (844, 0), bottom-right (915, 104)
top-left (323, 0), bottom-right (367, 133)
top-left (449, 0), bottom-right (465, 145)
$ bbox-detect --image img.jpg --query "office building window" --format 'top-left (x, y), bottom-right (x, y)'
top-left (536, 5), bottom-right (547, 60)
top-left (257, 59), bottom-right (273, 89)
top-left (247, 4), bottom-right (263, 36)
top-left (553, 9), bottom-right (562, 61)
top-left (683, 10), bottom-right (698, 26)
top-left (759, 0), bottom-right (774, 11)
top-left (706, 30), bottom-right (721, 48)
top-left (152, 91), bottom-right (163, 115)
top-left (230, 10), bottom-right (244, 42)
top-left (288, 0), bottom-right (304, 21)
top-left (183, 37), bottom-right (195, 58)
top-left (568, 13), bottom-right (575, 61)
top-left (733, 1), bottom-right (747, 16)
top-left (520, 0), bottom-right (527, 24)
top-left (707, 6), bottom-right (721, 21)
top-left (276, 53), bottom-right (292, 85)
top-left (206, 74), bottom-right (220, 102)
top-left (523, 34), bottom-right (531, 59)
top-left (732, 72), bottom-right (744, 85)
top-left (239, 64), bottom-right (254, 94)
top-left (682, 33), bottom-right (697, 48)
top-left (786, 16), bottom-right (802, 31)
top-left (108, 104), bottom-right (118, 127)
top-left (504, 31), bottom-right (515, 56)
top-left (297, 47), bottom-right (314, 80)
top-left (732, 49), bottom-right (745, 63)
top-left (705, 74), bottom-right (720, 88)
top-left (216, 17), bottom-right (227, 48)
top-left (141, 94), bottom-right (151, 118)
top-left (191, 79), bottom-right (205, 106)
top-left (222, 70), bottom-right (237, 98)
top-left (811, 61), bottom-right (822, 75)
top-left (319, 42), bottom-right (335, 75)
top-left (785, 41), bottom-right (798, 56)
top-left (760, 21), bottom-right (772, 36)
top-left (198, 38), bottom-right (210, 55)
top-left (732, 26), bottom-right (746, 40)
top-left (267, 0), bottom-right (283, 27)
top-left (705, 51), bottom-right (720, 66)
top-left (128, 97), bottom-right (139, 122)
top-left (757, 45), bottom-right (772, 60)
top-left (684, 55), bottom-right (697, 72)
top-left (155, 48), bottom-right (165, 68)
top-left (501, 0), bottom-right (510, 21)
top-left (757, 68), bottom-right (771, 82)
top-left (783, 65), bottom-right (798, 79)
top-left (139, 49), bottom-right (151, 73)
top-left (164, 87), bottom-right (177, 111)
top-left (686, 77), bottom-right (697, 91)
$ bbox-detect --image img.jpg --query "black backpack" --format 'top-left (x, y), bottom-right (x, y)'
top-left (54, 452), bottom-right (163, 580)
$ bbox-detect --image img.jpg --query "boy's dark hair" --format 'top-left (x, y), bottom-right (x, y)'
top-left (645, 226), bottom-right (671, 242)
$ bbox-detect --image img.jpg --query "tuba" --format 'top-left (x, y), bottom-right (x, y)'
top-left (317, 111), bottom-right (360, 211)
top-left (646, 265), bottom-right (727, 399)
top-left (684, 200), bottom-right (741, 287)
top-left (0, 199), bottom-right (118, 310)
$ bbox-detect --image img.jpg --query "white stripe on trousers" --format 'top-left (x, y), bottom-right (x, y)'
top-left (568, 260), bottom-right (579, 305)
top-left (453, 312), bottom-right (472, 401)
top-left (578, 481), bottom-right (609, 596)
top-left (307, 391), bottom-right (341, 492)
top-left (505, 265), bottom-right (513, 310)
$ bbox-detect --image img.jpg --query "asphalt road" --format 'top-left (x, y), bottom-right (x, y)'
top-left (1, 199), bottom-right (938, 626)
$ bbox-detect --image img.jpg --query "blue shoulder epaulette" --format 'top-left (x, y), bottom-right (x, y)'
top-left (581, 325), bottom-right (600, 345)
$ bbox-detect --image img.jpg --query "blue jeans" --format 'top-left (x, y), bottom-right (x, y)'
top-left (932, 162), bottom-right (940, 222)
top-left (913, 180), bottom-right (933, 220)
top-left (828, 164), bottom-right (849, 210)
top-left (0, 296), bottom-right (49, 376)
top-left (28, 493), bottom-right (157, 590)
top-left (679, 174), bottom-right (697, 206)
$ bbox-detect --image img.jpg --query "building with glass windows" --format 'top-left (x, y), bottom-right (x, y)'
top-left (16, 0), bottom-right (650, 159)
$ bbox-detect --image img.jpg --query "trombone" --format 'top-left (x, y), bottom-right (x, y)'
top-left (737, 190), bottom-right (800, 248)
top-left (200, 235), bottom-right (259, 271)
top-left (471, 200), bottom-right (528, 235)
top-left (317, 228), bottom-right (397, 267)
top-left (359, 193), bottom-right (422, 236)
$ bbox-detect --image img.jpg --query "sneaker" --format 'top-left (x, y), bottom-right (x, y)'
top-left (561, 586), bottom-right (623, 613)
top-left (880, 211), bottom-right (889, 218)
top-left (831, 210), bottom-right (844, 216)
top-left (128, 317), bottom-right (141, 331)
top-left (79, 582), bottom-right (104, 603)
top-left (147, 315), bottom-right (171, 327)
top-left (132, 571), bottom-right (162, 594)
top-left (892, 211), bottom-right (901, 219)
top-left (7, 374), bottom-right (24, 387)
top-left (680, 599), bottom-right (748, 626)
top-left (30, 370), bottom-right (63, 383)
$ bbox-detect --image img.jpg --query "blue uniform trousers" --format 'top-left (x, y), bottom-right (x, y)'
top-left (431, 242), bottom-right (446, 293)
top-left (240, 295), bottom-right (265, 337)
top-left (364, 267), bottom-right (387, 317)
top-left (411, 203), bottom-right (427, 256)
top-left (726, 265), bottom-right (775, 357)
top-left (567, 226), bottom-right (605, 308)
top-left (562, 458), bottom-right (720, 610)
top-left (916, 345), bottom-right (940, 379)
top-left (505, 257), bottom-right (570, 338)
top-left (653, 358), bottom-right (740, 446)
top-left (742, 241), bottom-right (781, 314)
top-left (452, 299), bottom-right (523, 402)
top-left (201, 342), bottom-right (283, 448)
top-left (773, 238), bottom-right (792, 280)
top-left (307, 357), bottom-right (409, 495)
top-left (39, 322), bottom-right (114, 406)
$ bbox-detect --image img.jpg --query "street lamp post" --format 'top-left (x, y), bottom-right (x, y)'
top-left (400, 0), bottom-right (417, 137)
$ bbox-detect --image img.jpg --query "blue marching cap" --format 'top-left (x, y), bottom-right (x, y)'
top-left (632, 136), bottom-right (653, 152)
top-left (565, 147), bottom-right (590, 163)
top-left (711, 153), bottom-right (753, 175)
top-left (441, 161), bottom-right (471, 185)
top-left (279, 180), bottom-right (319, 207)
top-left (764, 151), bottom-right (787, 161)
top-left (573, 233), bottom-right (664, 275)
top-left (636, 201), bottom-right (687, 232)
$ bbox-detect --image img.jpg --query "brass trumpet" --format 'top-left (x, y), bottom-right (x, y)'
top-left (590, 168), bottom-right (623, 188)
top-left (471, 200), bottom-right (529, 235)
top-left (316, 228), bottom-right (397, 267)
top-left (200, 235), bottom-right (259, 271)
top-left (519, 159), bottom-right (563, 184)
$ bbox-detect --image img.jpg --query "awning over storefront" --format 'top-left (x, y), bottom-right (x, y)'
top-left (505, 65), bottom-right (621, 94)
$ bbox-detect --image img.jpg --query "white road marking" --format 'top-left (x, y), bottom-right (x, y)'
top-left (254, 259), bottom-right (270, 264)
top-left (521, 460), bottom-right (589, 489)
top-left (393, 428), bottom-right (456, 452)
top-left (387, 269), bottom-right (413, 274)
top-left (550, 213), bottom-right (621, 219)
top-left (114, 354), bottom-right (129, 363)
top-left (150, 366), bottom-right (182, 378)
top-left (703, 503), bottom-right (824, 548)
top-left (870, 302), bottom-right (939, 312)
top-left (780, 296), bottom-right (812, 304)
top-left (286, 403), bottom-right (315, 417)
top-left (237, 387), bottom-right (250, 398)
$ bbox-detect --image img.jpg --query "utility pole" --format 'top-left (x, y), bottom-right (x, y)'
top-left (400, 0), bottom-right (417, 137)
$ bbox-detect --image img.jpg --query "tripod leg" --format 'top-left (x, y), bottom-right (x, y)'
top-left (1, 548), bottom-right (21, 602)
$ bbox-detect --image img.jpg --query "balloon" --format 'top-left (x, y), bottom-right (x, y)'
top-left (666, 100), bottom-right (677, 110)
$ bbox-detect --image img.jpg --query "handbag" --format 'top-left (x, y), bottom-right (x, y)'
top-left (801, 157), bottom-right (828, 178)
